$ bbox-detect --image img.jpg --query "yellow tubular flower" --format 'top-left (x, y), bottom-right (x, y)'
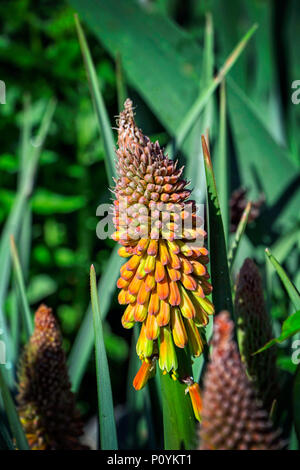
top-left (113, 99), bottom-right (214, 389)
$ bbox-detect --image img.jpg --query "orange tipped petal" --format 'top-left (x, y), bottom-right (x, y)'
top-left (159, 241), bottom-right (170, 265)
top-left (190, 293), bottom-right (210, 326)
top-left (136, 256), bottom-right (147, 279)
top-left (120, 268), bottom-right (135, 281)
top-left (167, 267), bottom-right (181, 282)
top-left (144, 273), bottom-right (156, 292)
top-left (187, 382), bottom-right (202, 422)
top-left (118, 289), bottom-right (127, 305)
top-left (181, 257), bottom-right (193, 274)
top-left (169, 281), bottom-right (181, 306)
top-left (155, 260), bottom-right (165, 282)
top-left (157, 300), bottom-right (170, 326)
top-left (157, 278), bottom-right (169, 300)
top-left (145, 313), bottom-right (160, 340)
top-left (195, 227), bottom-right (206, 238)
top-left (159, 326), bottom-right (178, 372)
top-left (118, 247), bottom-right (131, 258)
top-left (126, 255), bottom-right (141, 271)
top-left (133, 359), bottom-right (156, 391)
top-left (181, 273), bottom-right (197, 291)
top-left (179, 286), bottom-right (196, 318)
top-left (193, 283), bottom-right (205, 298)
top-left (117, 277), bottom-right (130, 289)
top-left (182, 228), bottom-right (196, 239)
top-left (171, 308), bottom-right (188, 348)
top-left (194, 296), bottom-right (215, 315)
top-left (137, 282), bottom-right (151, 305)
top-left (121, 303), bottom-right (135, 328)
top-left (136, 323), bottom-right (153, 358)
top-left (179, 242), bottom-right (193, 257)
top-left (121, 316), bottom-right (135, 329)
top-left (148, 290), bottom-right (160, 315)
top-left (136, 238), bottom-right (149, 254)
top-left (123, 303), bottom-right (135, 323)
top-left (194, 309), bottom-right (209, 328)
top-left (169, 251), bottom-right (181, 270)
top-left (147, 239), bottom-right (158, 256)
top-left (144, 255), bottom-right (156, 273)
top-left (166, 240), bottom-right (180, 254)
top-left (185, 318), bottom-right (203, 357)
top-left (124, 290), bottom-right (136, 304)
top-left (191, 260), bottom-right (206, 277)
top-left (134, 303), bottom-right (148, 322)
top-left (128, 275), bottom-right (143, 296)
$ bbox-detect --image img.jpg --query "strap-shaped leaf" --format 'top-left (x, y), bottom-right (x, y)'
top-left (90, 265), bottom-right (118, 450)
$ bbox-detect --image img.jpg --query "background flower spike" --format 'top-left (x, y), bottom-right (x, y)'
top-left (199, 311), bottom-right (285, 450)
top-left (17, 304), bottom-right (88, 450)
top-left (235, 258), bottom-right (279, 411)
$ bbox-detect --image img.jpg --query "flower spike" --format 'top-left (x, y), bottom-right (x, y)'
top-left (17, 305), bottom-right (87, 450)
top-left (199, 312), bottom-right (285, 450)
top-left (113, 99), bottom-right (214, 385)
top-left (235, 258), bottom-right (279, 410)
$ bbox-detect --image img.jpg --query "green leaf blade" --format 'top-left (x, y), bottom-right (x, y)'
top-left (74, 14), bottom-right (116, 183)
top-left (0, 98), bottom-right (55, 369)
top-left (175, 23), bottom-right (258, 148)
top-left (160, 349), bottom-right (196, 450)
top-left (255, 310), bottom-right (300, 354)
top-left (228, 201), bottom-right (252, 271)
top-left (265, 248), bottom-right (300, 311)
top-left (202, 136), bottom-right (233, 315)
top-left (68, 246), bottom-right (122, 392)
top-left (90, 265), bottom-right (118, 450)
top-left (215, 80), bottom-right (229, 245)
top-left (293, 364), bottom-right (300, 446)
top-left (10, 236), bottom-right (33, 339)
top-left (0, 367), bottom-right (29, 450)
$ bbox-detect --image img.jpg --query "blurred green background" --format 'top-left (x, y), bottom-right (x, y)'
top-left (1, 0), bottom-right (299, 444)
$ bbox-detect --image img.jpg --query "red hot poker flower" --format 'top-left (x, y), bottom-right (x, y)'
top-left (113, 99), bottom-right (214, 390)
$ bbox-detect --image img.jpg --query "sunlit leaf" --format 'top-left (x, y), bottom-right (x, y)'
top-left (265, 248), bottom-right (300, 311)
top-left (254, 310), bottom-right (300, 354)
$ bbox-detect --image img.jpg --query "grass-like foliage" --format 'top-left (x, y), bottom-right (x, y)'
top-left (0, 0), bottom-right (299, 451)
